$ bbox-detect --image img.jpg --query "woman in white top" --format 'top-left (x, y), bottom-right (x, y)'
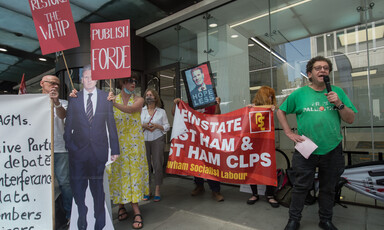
top-left (141, 88), bottom-right (170, 201)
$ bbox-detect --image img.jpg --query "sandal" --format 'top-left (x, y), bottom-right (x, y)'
top-left (154, 195), bottom-right (161, 202)
top-left (267, 196), bottom-right (280, 208)
top-left (118, 207), bottom-right (128, 221)
top-left (246, 195), bottom-right (259, 205)
top-left (143, 195), bottom-right (150, 201)
top-left (132, 214), bottom-right (144, 229)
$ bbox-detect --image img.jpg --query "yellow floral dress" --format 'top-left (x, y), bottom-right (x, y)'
top-left (108, 94), bottom-right (149, 204)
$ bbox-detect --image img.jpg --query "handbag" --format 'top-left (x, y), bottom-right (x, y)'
top-left (275, 168), bottom-right (294, 207)
top-left (276, 184), bottom-right (292, 207)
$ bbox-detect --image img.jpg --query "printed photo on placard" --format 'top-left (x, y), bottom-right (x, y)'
top-left (181, 62), bottom-right (217, 110)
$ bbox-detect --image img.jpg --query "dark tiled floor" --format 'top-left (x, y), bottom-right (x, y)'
top-left (110, 175), bottom-right (384, 230)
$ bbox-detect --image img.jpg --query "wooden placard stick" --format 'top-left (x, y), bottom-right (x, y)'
top-left (61, 51), bottom-right (75, 90)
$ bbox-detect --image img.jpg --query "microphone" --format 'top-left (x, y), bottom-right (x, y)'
top-left (323, 75), bottom-right (332, 93)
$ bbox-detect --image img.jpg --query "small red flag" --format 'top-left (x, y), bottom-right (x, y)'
top-left (18, 73), bottom-right (27, 95)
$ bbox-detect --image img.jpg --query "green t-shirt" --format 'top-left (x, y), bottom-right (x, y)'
top-left (279, 85), bottom-right (357, 155)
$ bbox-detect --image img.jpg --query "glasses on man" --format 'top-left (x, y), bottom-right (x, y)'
top-left (313, 66), bottom-right (330, 71)
top-left (44, 81), bottom-right (60, 86)
top-left (126, 78), bottom-right (138, 85)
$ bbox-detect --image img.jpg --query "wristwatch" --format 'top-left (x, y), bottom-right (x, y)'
top-left (335, 103), bottom-right (345, 110)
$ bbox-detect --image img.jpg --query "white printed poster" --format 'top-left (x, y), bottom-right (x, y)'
top-left (0, 94), bottom-right (52, 230)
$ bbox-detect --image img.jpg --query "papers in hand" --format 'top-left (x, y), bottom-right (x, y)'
top-left (295, 135), bottom-right (318, 159)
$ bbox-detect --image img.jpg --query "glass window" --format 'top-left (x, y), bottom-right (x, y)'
top-left (143, 0), bottom-right (384, 163)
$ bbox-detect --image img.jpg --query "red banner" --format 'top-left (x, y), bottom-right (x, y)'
top-left (167, 102), bottom-right (277, 186)
top-left (90, 20), bottom-right (131, 80)
top-left (29, 0), bottom-right (79, 55)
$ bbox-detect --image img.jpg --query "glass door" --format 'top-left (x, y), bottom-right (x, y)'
top-left (145, 63), bottom-right (180, 170)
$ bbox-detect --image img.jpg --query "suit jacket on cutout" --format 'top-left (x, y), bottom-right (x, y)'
top-left (64, 89), bottom-right (120, 162)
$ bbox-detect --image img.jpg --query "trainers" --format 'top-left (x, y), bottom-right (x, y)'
top-left (212, 191), bottom-right (224, 202)
top-left (191, 185), bottom-right (205, 196)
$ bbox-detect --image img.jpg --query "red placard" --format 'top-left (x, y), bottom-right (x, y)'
top-left (29, 0), bottom-right (79, 55)
top-left (90, 20), bottom-right (131, 80)
top-left (167, 102), bottom-right (277, 185)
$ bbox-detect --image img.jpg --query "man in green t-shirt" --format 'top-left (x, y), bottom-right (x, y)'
top-left (277, 56), bottom-right (357, 230)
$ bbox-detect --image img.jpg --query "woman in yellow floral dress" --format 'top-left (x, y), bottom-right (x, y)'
top-left (108, 77), bottom-right (149, 229)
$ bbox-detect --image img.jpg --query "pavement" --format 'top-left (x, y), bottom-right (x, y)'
top-left (110, 175), bottom-right (384, 230)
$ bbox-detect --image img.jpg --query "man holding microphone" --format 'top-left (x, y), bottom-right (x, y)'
top-left (277, 56), bottom-right (357, 230)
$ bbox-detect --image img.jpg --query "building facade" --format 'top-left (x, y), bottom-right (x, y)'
top-left (138, 0), bottom-right (384, 168)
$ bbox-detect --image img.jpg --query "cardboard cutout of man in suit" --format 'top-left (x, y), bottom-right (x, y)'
top-left (64, 65), bottom-right (120, 230)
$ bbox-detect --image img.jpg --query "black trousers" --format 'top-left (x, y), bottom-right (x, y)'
top-left (289, 142), bottom-right (344, 222)
top-left (70, 154), bottom-right (106, 230)
top-left (194, 177), bottom-right (221, 192)
top-left (250, 184), bottom-right (276, 197)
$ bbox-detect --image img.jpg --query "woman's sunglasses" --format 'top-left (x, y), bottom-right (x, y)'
top-left (125, 78), bottom-right (138, 84)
